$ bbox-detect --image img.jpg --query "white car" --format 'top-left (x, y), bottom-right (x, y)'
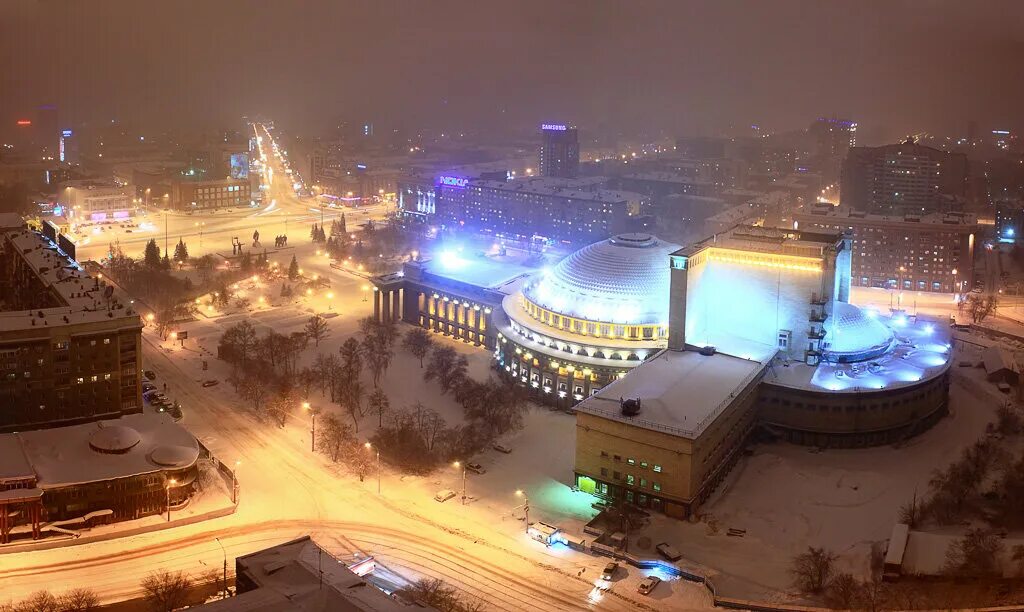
top-left (434, 489), bottom-right (456, 503)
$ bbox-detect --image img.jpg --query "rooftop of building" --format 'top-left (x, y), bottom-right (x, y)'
top-left (196, 536), bottom-right (424, 611)
top-left (409, 250), bottom-right (541, 292)
top-left (795, 205), bottom-right (979, 227)
top-left (766, 312), bottom-right (952, 393)
top-left (523, 233), bottom-right (679, 326)
top-left (0, 412), bottom-right (199, 488)
top-left (620, 171), bottom-right (714, 185)
top-left (452, 176), bottom-right (639, 203)
top-left (0, 229), bottom-right (141, 331)
top-left (676, 224), bottom-right (842, 260)
top-left (575, 348), bottom-right (768, 439)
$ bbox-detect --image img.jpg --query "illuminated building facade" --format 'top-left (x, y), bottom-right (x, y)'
top-left (170, 176), bottom-right (252, 211)
top-left (539, 123), bottom-right (579, 178)
top-left (793, 205), bottom-right (976, 293)
top-left (58, 180), bottom-right (134, 221)
top-left (435, 175), bottom-right (648, 245)
top-left (574, 225), bottom-right (952, 518)
top-left (494, 233), bottom-right (679, 403)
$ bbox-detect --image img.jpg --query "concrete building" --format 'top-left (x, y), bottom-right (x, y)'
top-left (435, 175), bottom-right (648, 245)
top-left (840, 140), bottom-right (968, 215)
top-left (171, 176), bottom-right (252, 211)
top-left (0, 413), bottom-right (201, 543)
top-left (792, 205), bottom-right (977, 294)
top-left (809, 117), bottom-right (857, 182)
top-left (195, 535), bottom-right (429, 611)
top-left (539, 123), bottom-right (579, 178)
top-left (57, 180), bottom-right (135, 222)
top-left (574, 225), bottom-right (952, 518)
top-left (0, 225), bottom-right (142, 432)
top-left (994, 198), bottom-right (1024, 243)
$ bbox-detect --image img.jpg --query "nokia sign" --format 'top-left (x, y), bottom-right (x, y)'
top-left (541, 123), bottom-right (567, 131)
top-left (438, 176), bottom-right (469, 187)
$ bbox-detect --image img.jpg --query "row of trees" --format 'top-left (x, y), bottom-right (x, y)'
top-left (0, 589), bottom-right (98, 612)
top-left (900, 402), bottom-right (1024, 530)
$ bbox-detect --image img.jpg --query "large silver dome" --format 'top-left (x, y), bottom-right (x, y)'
top-left (823, 301), bottom-right (894, 363)
top-left (523, 233), bottom-right (679, 326)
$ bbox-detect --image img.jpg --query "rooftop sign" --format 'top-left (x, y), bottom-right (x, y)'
top-left (438, 176), bottom-right (469, 188)
top-left (541, 123), bottom-right (567, 131)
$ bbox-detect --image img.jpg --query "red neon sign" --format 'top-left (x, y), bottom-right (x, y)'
top-left (16, 120), bottom-right (32, 126)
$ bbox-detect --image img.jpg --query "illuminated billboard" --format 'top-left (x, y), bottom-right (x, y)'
top-left (541, 123), bottom-right (567, 131)
top-left (230, 153), bottom-right (250, 179)
top-left (438, 176), bottom-right (469, 187)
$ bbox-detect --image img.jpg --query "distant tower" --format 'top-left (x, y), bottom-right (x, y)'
top-left (539, 123), bottom-right (579, 178)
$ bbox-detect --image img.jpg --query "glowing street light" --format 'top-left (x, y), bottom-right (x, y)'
top-left (453, 461), bottom-right (467, 505)
top-left (365, 442), bottom-right (380, 494)
top-left (302, 402), bottom-right (316, 451)
top-left (362, 285), bottom-right (369, 302)
top-left (166, 478), bottom-right (177, 522)
top-left (515, 489), bottom-right (529, 532)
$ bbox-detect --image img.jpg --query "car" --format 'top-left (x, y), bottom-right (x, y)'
top-left (201, 380), bottom-right (219, 387)
top-left (125, 229), bottom-right (133, 233)
top-left (637, 575), bottom-right (661, 595)
top-left (601, 562), bottom-right (618, 581)
top-left (168, 405), bottom-right (183, 420)
top-left (492, 443), bottom-right (512, 454)
top-left (434, 489), bottom-right (456, 503)
top-left (655, 542), bottom-right (682, 562)
top-left (142, 382), bottom-right (156, 392)
top-left (143, 370), bottom-right (156, 380)
top-left (465, 462), bottom-right (486, 475)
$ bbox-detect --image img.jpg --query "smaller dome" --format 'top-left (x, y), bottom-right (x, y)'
top-left (823, 302), bottom-right (894, 363)
top-left (151, 444), bottom-right (199, 468)
top-left (89, 425), bottom-right (141, 453)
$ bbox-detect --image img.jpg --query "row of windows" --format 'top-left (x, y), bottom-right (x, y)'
top-left (598, 468), bottom-right (662, 492)
top-left (598, 451), bottom-right (663, 472)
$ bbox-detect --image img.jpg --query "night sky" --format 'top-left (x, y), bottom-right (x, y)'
top-left (1, 0), bottom-right (1022, 142)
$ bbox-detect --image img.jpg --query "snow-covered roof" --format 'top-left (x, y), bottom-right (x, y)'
top-left (523, 233), bottom-right (680, 326)
top-left (0, 229), bottom-right (141, 332)
top-left (9, 413), bottom-right (199, 488)
top-left (0, 435), bottom-right (34, 483)
top-left (576, 349), bottom-right (768, 439)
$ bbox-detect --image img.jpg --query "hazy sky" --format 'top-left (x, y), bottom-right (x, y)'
top-left (1, 0), bottom-right (1022, 142)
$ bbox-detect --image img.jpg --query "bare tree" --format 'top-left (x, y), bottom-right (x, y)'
top-left (239, 374), bottom-right (270, 414)
top-left (943, 528), bottom-right (1004, 578)
top-left (266, 387), bottom-right (297, 428)
top-left (16, 591), bottom-right (58, 612)
top-left (140, 569), bottom-right (192, 612)
top-left (402, 327), bottom-right (434, 368)
top-left (218, 320), bottom-right (258, 365)
top-left (58, 588), bottom-right (100, 611)
top-left (341, 377), bottom-right (366, 432)
top-left (424, 346), bottom-right (469, 394)
top-left (791, 546), bottom-right (837, 594)
top-left (316, 413), bottom-right (353, 462)
top-left (304, 315), bottom-right (330, 347)
top-left (362, 333), bottom-right (394, 388)
top-left (367, 388), bottom-right (391, 427)
top-left (338, 337), bottom-right (363, 379)
top-left (397, 578), bottom-right (486, 612)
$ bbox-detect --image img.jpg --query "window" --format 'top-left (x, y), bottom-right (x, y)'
top-left (627, 458), bottom-right (635, 465)
top-left (653, 464), bottom-right (662, 473)
top-left (600, 451), bottom-right (608, 458)
top-left (612, 471), bottom-right (621, 480)
top-left (653, 482), bottom-right (661, 492)
top-left (613, 455), bottom-right (621, 462)
top-left (600, 467), bottom-right (608, 477)
top-left (640, 478), bottom-right (647, 488)
top-left (640, 461), bottom-right (648, 469)
top-left (626, 474), bottom-right (635, 485)
top-left (103, 338), bottom-right (111, 345)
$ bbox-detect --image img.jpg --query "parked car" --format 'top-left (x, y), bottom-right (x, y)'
top-left (637, 575), bottom-right (661, 595)
top-left (466, 462), bottom-right (486, 474)
top-left (655, 542), bottom-right (682, 561)
top-left (434, 489), bottom-right (456, 503)
top-left (601, 562), bottom-right (619, 581)
top-left (492, 443), bottom-right (513, 454)
top-left (168, 405), bottom-right (183, 420)
top-left (142, 382), bottom-right (156, 392)
top-left (143, 370), bottom-right (156, 380)
top-left (201, 380), bottom-right (219, 387)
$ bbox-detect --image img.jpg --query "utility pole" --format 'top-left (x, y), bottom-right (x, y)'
top-left (215, 537), bottom-right (228, 598)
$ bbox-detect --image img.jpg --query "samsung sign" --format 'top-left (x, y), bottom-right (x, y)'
top-left (541, 123), bottom-right (567, 131)
top-left (438, 176), bottom-right (469, 187)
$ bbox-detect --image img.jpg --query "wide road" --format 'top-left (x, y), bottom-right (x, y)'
top-left (72, 123), bottom-right (391, 263)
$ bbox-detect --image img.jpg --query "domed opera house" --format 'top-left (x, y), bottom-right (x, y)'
top-left (493, 233), bottom-right (679, 403)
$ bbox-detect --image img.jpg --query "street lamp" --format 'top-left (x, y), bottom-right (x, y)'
top-left (166, 478), bottom-right (177, 522)
top-left (214, 537), bottom-right (228, 599)
top-left (515, 489), bottom-right (529, 533)
top-left (302, 402), bottom-right (315, 452)
top-left (362, 285), bottom-right (369, 302)
top-left (365, 442), bottom-right (380, 494)
top-left (453, 461), bottom-right (467, 505)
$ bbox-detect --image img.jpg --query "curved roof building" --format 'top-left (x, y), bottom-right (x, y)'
top-left (495, 234), bottom-right (679, 400)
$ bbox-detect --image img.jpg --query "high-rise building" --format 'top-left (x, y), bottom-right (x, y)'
top-left (840, 139), bottom-right (968, 215)
top-left (0, 220), bottom-right (143, 432)
top-left (539, 123), bottom-right (579, 178)
top-left (809, 117), bottom-right (857, 182)
top-left (793, 204), bottom-right (977, 293)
